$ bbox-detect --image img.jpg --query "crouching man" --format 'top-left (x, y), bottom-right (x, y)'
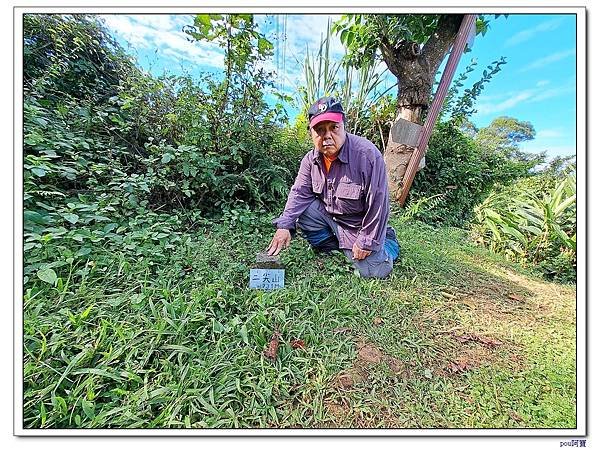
top-left (267, 96), bottom-right (400, 278)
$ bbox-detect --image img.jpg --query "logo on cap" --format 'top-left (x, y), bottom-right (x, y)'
top-left (318, 103), bottom-right (327, 113)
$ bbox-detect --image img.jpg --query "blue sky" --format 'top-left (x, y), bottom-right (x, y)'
top-left (101, 13), bottom-right (577, 160)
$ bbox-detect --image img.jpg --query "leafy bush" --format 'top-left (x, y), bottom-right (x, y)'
top-left (23, 13), bottom-right (308, 304)
top-left (113, 15), bottom-right (297, 214)
top-left (24, 14), bottom-right (300, 220)
top-left (24, 14), bottom-right (136, 102)
top-left (472, 169), bottom-right (576, 282)
top-left (407, 121), bottom-right (531, 227)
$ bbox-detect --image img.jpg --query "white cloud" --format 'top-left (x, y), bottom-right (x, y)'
top-left (162, 47), bottom-right (186, 63)
top-left (529, 84), bottom-right (575, 102)
top-left (102, 14), bottom-right (226, 71)
top-left (536, 80), bottom-right (550, 87)
top-left (518, 49), bottom-right (575, 72)
top-left (520, 142), bottom-right (576, 158)
top-left (102, 12), bottom-right (388, 104)
top-left (279, 14), bottom-right (346, 74)
top-left (473, 78), bottom-right (574, 117)
top-left (477, 92), bottom-right (516, 103)
top-left (103, 13), bottom-right (351, 80)
top-left (129, 14), bottom-right (180, 31)
top-left (257, 58), bottom-right (299, 96)
top-left (101, 15), bottom-right (155, 49)
top-left (285, 15), bottom-right (345, 56)
top-left (475, 91), bottom-right (534, 115)
top-left (536, 129), bottom-right (564, 139)
top-left (504, 18), bottom-right (564, 47)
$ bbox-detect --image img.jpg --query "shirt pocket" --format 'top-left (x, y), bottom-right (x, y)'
top-left (335, 182), bottom-right (363, 214)
top-left (312, 180), bottom-right (324, 195)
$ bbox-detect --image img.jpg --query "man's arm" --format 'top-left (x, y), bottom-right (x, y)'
top-left (355, 152), bottom-right (390, 253)
top-left (272, 153), bottom-right (316, 230)
top-left (267, 153), bottom-right (315, 255)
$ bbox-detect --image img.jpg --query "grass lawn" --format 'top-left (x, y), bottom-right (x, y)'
top-left (22, 214), bottom-right (576, 429)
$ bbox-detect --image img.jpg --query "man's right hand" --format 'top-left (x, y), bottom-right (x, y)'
top-left (267, 229), bottom-right (292, 256)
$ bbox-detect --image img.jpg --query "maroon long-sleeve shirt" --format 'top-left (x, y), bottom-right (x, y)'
top-left (273, 132), bottom-right (390, 252)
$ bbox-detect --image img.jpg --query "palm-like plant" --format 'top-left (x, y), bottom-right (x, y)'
top-left (299, 20), bottom-right (343, 112)
top-left (298, 19), bottom-right (395, 149)
top-left (473, 168), bottom-right (576, 281)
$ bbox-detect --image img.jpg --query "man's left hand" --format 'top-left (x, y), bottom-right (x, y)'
top-left (352, 242), bottom-right (371, 260)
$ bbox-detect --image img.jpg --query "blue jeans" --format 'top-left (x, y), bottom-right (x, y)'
top-left (296, 199), bottom-right (400, 279)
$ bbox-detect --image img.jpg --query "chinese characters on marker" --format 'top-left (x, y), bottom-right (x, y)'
top-left (249, 269), bottom-right (284, 290)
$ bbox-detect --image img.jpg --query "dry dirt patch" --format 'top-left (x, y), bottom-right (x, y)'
top-left (357, 343), bottom-right (383, 364)
top-left (424, 264), bottom-right (574, 377)
top-left (332, 340), bottom-right (413, 392)
top-left (323, 261), bottom-right (574, 427)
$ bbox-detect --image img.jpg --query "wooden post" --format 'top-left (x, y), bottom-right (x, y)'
top-left (397, 14), bottom-right (477, 207)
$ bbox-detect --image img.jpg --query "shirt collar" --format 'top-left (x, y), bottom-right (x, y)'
top-left (311, 132), bottom-right (350, 164)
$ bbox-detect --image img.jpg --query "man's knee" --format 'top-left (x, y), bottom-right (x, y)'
top-left (297, 198), bottom-right (329, 232)
top-left (298, 198), bottom-right (324, 221)
top-left (354, 255), bottom-right (393, 279)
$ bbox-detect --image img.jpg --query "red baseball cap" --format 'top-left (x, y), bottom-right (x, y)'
top-left (308, 97), bottom-right (345, 128)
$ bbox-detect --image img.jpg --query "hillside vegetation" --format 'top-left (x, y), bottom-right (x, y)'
top-left (23, 14), bottom-right (576, 429)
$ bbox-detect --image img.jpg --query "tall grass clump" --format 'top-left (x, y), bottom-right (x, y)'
top-left (297, 19), bottom-right (397, 151)
top-left (472, 167), bottom-right (576, 282)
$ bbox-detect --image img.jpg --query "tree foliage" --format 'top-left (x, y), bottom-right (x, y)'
top-left (442, 56), bottom-right (508, 124)
top-left (332, 14), bottom-right (494, 113)
top-left (24, 14), bottom-right (136, 101)
top-left (183, 14), bottom-right (274, 74)
top-left (476, 116), bottom-right (536, 152)
top-left (333, 15), bottom-right (445, 68)
top-left (475, 116), bottom-right (545, 171)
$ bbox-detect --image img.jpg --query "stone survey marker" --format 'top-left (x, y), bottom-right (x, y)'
top-left (250, 252), bottom-right (285, 290)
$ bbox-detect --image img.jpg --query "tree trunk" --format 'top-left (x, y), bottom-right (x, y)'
top-left (382, 14), bottom-right (464, 201)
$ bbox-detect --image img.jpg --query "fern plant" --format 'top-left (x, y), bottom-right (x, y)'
top-left (393, 193), bottom-right (446, 223)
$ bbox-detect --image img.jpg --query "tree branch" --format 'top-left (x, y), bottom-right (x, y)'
top-left (421, 14), bottom-right (463, 77)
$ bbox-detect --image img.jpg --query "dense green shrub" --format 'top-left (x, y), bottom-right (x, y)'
top-left (115, 71), bottom-right (294, 214)
top-left (24, 14), bottom-right (299, 219)
top-left (270, 123), bottom-right (312, 184)
top-left (114, 15), bottom-right (299, 214)
top-left (23, 13), bottom-right (307, 292)
top-left (23, 14), bottom-right (145, 285)
top-left (24, 14), bottom-right (136, 102)
top-left (407, 121), bottom-right (531, 227)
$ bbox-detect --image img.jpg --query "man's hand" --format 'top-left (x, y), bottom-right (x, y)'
top-left (352, 242), bottom-right (372, 260)
top-left (267, 229), bottom-right (292, 256)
